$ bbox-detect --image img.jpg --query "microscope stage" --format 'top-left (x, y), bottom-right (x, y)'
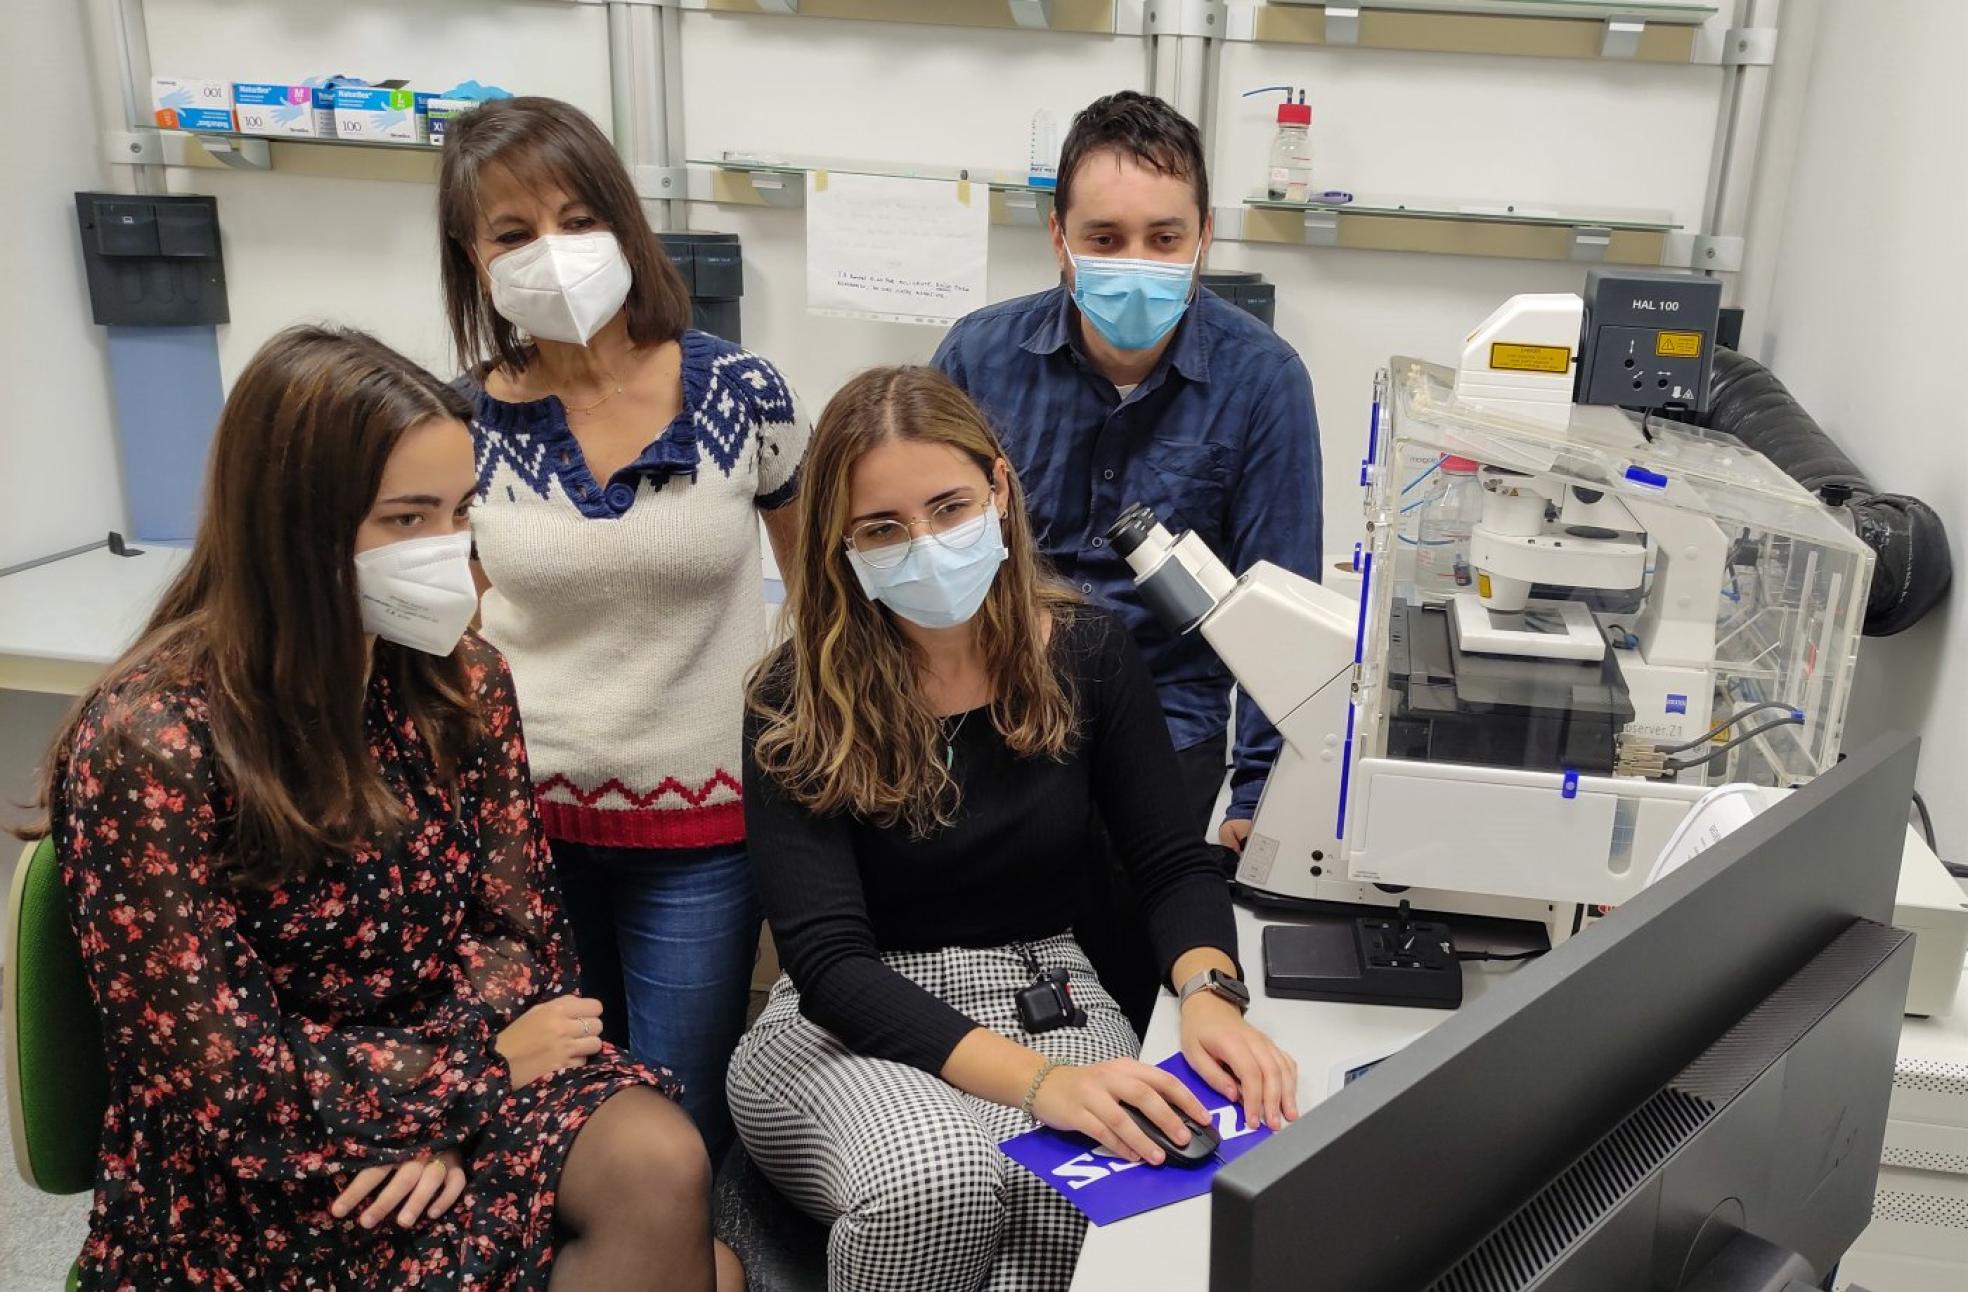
top-left (1451, 593), bottom-right (1606, 661)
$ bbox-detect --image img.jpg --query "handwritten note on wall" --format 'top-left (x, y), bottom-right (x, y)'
top-left (805, 171), bottom-right (989, 326)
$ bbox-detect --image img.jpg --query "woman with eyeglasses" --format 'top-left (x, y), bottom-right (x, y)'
top-left (730, 366), bottom-right (1299, 1292)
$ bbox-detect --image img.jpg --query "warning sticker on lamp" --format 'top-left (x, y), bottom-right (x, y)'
top-left (1489, 342), bottom-right (1572, 374)
top-left (1655, 331), bottom-right (1703, 358)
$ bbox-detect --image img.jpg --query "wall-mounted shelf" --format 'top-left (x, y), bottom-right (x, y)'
top-left (584, 0), bottom-right (1750, 66)
top-left (684, 155), bottom-right (1056, 226)
top-left (1218, 194), bottom-right (1688, 266)
top-left (91, 0), bottom-right (1763, 276)
top-left (1228, 0), bottom-right (1736, 64)
top-left (582, 0), bottom-right (1140, 35)
top-left (111, 127), bottom-right (445, 182)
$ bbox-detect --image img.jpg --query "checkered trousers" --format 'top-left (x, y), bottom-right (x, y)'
top-left (726, 933), bottom-right (1142, 1292)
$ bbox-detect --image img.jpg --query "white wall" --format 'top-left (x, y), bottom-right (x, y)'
top-left (674, 16), bottom-right (1727, 552)
top-left (1209, 42), bottom-right (1722, 536)
top-left (106, 6), bottom-right (1742, 561)
top-left (0, 0), bottom-right (127, 570)
top-left (677, 13), bottom-right (1148, 410)
top-left (1750, 0), bottom-right (1967, 854)
top-left (24, 4), bottom-right (1954, 835)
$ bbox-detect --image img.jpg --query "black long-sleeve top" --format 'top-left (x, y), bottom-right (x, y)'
top-left (743, 607), bottom-right (1239, 1073)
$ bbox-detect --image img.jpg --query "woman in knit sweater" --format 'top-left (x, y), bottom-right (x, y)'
top-left (438, 97), bottom-right (809, 1162)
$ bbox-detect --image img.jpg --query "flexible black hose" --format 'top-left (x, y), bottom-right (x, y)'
top-left (1696, 347), bottom-right (1952, 636)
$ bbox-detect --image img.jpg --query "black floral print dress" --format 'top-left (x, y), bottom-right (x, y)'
top-left (51, 633), bottom-right (681, 1290)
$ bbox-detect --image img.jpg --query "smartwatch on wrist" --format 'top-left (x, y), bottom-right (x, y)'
top-left (1178, 968), bottom-right (1251, 1014)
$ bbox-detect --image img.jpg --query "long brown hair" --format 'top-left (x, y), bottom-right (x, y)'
top-left (437, 96), bottom-right (693, 375)
top-left (748, 366), bottom-right (1080, 836)
top-left (23, 326), bottom-right (482, 888)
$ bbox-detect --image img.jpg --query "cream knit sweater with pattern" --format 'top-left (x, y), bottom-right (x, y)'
top-left (466, 331), bottom-right (807, 849)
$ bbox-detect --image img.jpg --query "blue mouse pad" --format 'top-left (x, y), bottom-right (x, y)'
top-left (998, 1053), bottom-right (1274, 1225)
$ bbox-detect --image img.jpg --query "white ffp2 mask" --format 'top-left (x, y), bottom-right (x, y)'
top-left (486, 231), bottom-right (633, 346)
top-left (353, 531), bottom-right (478, 656)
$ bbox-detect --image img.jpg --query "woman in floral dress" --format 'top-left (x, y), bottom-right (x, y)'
top-left (26, 325), bottom-right (741, 1291)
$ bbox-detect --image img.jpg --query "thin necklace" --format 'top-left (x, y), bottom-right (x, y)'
top-left (534, 352), bottom-right (626, 416)
top-left (560, 380), bottom-right (625, 416)
top-left (940, 709), bottom-right (973, 769)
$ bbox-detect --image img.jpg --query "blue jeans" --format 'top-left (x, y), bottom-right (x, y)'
top-left (550, 838), bottom-right (761, 1164)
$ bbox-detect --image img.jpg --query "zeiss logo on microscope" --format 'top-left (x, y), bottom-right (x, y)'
top-left (1666, 695), bottom-right (1689, 715)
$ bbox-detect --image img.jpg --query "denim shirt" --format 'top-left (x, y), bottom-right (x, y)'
top-left (932, 285), bottom-right (1322, 820)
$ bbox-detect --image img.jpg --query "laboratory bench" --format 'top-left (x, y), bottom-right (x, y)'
top-left (1068, 901), bottom-right (1519, 1291)
top-left (0, 545), bottom-right (190, 695)
top-left (1069, 903), bottom-right (1968, 1291)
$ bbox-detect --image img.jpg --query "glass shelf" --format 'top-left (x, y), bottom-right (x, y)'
top-left (1244, 194), bottom-right (1681, 233)
top-left (1266, 0), bottom-right (1716, 22)
top-left (688, 154), bottom-right (1054, 194)
top-left (1239, 0), bottom-right (1726, 61)
top-left (685, 154), bottom-right (1056, 226)
top-left (157, 127), bottom-right (443, 155)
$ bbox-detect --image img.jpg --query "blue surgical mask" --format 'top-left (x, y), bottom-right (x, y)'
top-left (1069, 249), bottom-right (1199, 350)
top-left (846, 510), bottom-right (1008, 630)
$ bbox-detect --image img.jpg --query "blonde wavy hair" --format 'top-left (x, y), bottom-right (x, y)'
top-left (748, 366), bottom-right (1081, 836)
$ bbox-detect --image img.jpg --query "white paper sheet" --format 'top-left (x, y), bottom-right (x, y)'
top-left (804, 170), bottom-right (989, 326)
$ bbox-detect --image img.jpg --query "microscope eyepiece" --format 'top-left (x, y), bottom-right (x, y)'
top-left (1106, 503), bottom-right (1162, 558)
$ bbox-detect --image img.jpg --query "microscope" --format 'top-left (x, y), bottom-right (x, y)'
top-left (1109, 272), bottom-right (1875, 955)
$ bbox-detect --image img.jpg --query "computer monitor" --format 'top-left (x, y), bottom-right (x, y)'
top-left (1211, 734), bottom-right (1922, 1292)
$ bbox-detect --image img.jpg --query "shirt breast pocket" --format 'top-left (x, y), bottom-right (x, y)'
top-left (1139, 438), bottom-right (1228, 549)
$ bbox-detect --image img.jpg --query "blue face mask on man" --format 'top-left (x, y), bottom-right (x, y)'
top-left (846, 509), bottom-right (1009, 630)
top-left (1069, 247), bottom-right (1200, 351)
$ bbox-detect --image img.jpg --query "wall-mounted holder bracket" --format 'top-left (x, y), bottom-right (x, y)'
top-left (740, 170), bottom-right (802, 207)
top-left (1008, 0), bottom-right (1054, 28)
top-left (1694, 23), bottom-right (1777, 65)
top-left (1570, 225), bottom-right (1614, 261)
top-left (999, 189), bottom-right (1050, 228)
top-left (635, 165), bottom-right (688, 201)
top-left (104, 130), bottom-right (165, 166)
top-left (1323, 5), bottom-right (1361, 46)
top-left (1145, 0), bottom-right (1226, 39)
top-left (1303, 207), bottom-right (1340, 245)
top-left (1720, 25), bottom-right (1777, 65)
top-left (1687, 233), bottom-right (1744, 272)
top-left (193, 135), bottom-right (270, 170)
top-left (689, 163), bottom-right (809, 209)
top-left (1601, 18), bottom-right (1645, 59)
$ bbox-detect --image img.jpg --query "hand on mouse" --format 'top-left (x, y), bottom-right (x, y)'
top-left (1030, 1058), bottom-right (1213, 1166)
top-left (1181, 993), bottom-right (1301, 1133)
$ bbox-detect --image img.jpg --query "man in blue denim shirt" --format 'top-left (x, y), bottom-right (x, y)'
top-left (934, 92), bottom-right (1320, 1030)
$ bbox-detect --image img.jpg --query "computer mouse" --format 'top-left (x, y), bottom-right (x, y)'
top-left (1125, 1105), bottom-right (1220, 1167)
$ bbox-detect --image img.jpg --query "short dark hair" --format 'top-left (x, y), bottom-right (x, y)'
top-left (1055, 91), bottom-right (1209, 223)
top-left (437, 97), bottom-right (693, 375)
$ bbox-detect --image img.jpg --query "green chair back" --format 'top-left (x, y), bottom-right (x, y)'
top-left (6, 838), bottom-right (108, 1195)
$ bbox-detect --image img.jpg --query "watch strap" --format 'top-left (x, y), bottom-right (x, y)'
top-left (1179, 968), bottom-right (1249, 1013)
